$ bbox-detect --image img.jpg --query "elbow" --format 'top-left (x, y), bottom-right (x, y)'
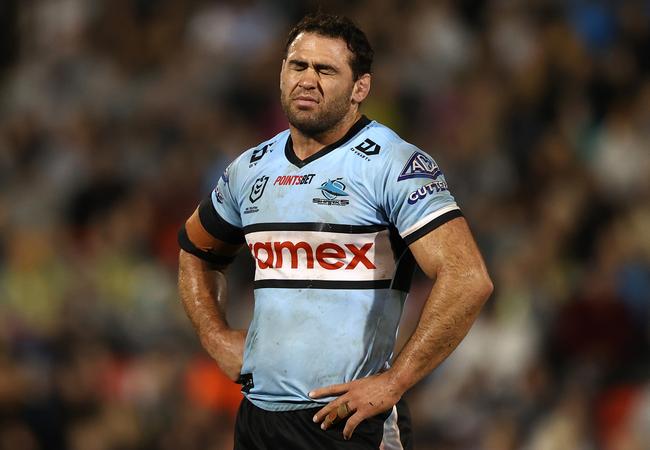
top-left (475, 270), bottom-right (494, 304)
top-left (482, 276), bottom-right (494, 301)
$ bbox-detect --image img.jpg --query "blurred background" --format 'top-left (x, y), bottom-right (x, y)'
top-left (1, 0), bottom-right (649, 449)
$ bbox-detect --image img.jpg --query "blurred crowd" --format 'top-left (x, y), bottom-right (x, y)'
top-left (1, 0), bottom-right (649, 449)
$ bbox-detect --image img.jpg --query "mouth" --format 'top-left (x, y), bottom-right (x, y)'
top-left (292, 95), bottom-right (319, 108)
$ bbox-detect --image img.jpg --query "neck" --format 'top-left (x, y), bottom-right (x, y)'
top-left (290, 111), bottom-right (362, 160)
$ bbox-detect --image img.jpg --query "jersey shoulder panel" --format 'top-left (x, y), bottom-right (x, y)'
top-left (230, 130), bottom-right (290, 175)
top-left (360, 121), bottom-right (432, 174)
top-left (350, 121), bottom-right (405, 164)
top-left (226, 130), bottom-right (290, 190)
top-left (365, 120), bottom-right (405, 145)
top-left (366, 121), bottom-right (462, 244)
top-left (364, 120), bottom-right (446, 181)
top-left (209, 130), bottom-right (289, 229)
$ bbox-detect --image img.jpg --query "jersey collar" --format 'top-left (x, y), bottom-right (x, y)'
top-left (284, 115), bottom-right (371, 168)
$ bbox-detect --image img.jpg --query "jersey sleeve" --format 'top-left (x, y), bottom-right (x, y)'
top-left (177, 161), bottom-right (246, 266)
top-left (380, 144), bottom-right (462, 245)
top-left (209, 162), bottom-right (244, 234)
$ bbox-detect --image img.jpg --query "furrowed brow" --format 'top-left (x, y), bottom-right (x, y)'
top-left (287, 59), bottom-right (338, 73)
top-left (288, 59), bottom-right (308, 68)
top-left (314, 63), bottom-right (338, 73)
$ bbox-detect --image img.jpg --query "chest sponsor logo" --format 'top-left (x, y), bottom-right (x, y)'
top-left (273, 174), bottom-right (316, 186)
top-left (246, 229), bottom-right (396, 281)
top-left (313, 178), bottom-right (349, 206)
top-left (249, 176), bottom-right (269, 203)
top-left (408, 181), bottom-right (449, 204)
top-left (398, 151), bottom-right (442, 181)
top-left (249, 240), bottom-right (375, 271)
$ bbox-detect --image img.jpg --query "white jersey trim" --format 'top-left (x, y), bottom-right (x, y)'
top-left (400, 203), bottom-right (460, 239)
top-left (380, 405), bottom-right (404, 450)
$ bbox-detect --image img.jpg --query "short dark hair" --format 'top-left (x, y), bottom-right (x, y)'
top-left (285, 13), bottom-right (374, 80)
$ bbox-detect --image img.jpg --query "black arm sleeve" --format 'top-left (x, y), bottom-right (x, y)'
top-left (177, 225), bottom-right (238, 268)
top-left (197, 197), bottom-right (246, 245)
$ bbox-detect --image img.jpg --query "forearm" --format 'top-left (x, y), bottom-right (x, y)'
top-left (178, 249), bottom-right (245, 381)
top-left (310, 267), bottom-right (492, 438)
top-left (178, 249), bottom-right (229, 336)
top-left (389, 269), bottom-right (492, 392)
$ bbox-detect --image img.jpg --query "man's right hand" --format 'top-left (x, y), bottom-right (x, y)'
top-left (200, 328), bottom-right (247, 381)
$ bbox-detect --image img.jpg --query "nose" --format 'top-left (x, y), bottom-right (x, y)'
top-left (298, 67), bottom-right (318, 89)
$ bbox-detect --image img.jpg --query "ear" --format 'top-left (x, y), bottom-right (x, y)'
top-left (280, 58), bottom-right (286, 91)
top-left (351, 74), bottom-right (371, 104)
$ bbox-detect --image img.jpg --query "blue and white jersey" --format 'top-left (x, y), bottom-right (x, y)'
top-left (203, 116), bottom-right (460, 411)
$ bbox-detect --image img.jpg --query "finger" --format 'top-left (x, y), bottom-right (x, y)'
top-left (309, 382), bottom-right (350, 399)
top-left (321, 409), bottom-right (339, 430)
top-left (342, 412), bottom-right (365, 440)
top-left (337, 402), bottom-right (350, 419)
top-left (313, 401), bottom-right (338, 424)
top-left (314, 399), bottom-right (354, 427)
top-left (322, 401), bottom-right (356, 430)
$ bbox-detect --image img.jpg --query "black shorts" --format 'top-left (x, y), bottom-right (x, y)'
top-left (234, 397), bottom-right (412, 450)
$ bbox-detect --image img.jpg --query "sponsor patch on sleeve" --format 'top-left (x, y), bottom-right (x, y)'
top-left (397, 151), bottom-right (443, 181)
top-left (214, 185), bottom-right (225, 204)
top-left (220, 165), bottom-right (230, 184)
top-left (407, 180), bottom-right (449, 204)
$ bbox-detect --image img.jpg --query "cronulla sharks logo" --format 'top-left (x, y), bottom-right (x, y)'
top-left (313, 178), bottom-right (350, 206)
top-left (319, 179), bottom-right (348, 200)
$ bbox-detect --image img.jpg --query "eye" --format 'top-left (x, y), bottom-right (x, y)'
top-left (315, 65), bottom-right (337, 75)
top-left (289, 61), bottom-right (308, 71)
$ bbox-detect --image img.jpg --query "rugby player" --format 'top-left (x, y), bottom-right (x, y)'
top-left (178, 12), bottom-right (493, 450)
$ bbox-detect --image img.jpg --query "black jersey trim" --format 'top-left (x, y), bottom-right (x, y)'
top-left (284, 115), bottom-right (372, 168)
top-left (388, 225), bottom-right (416, 293)
top-left (178, 225), bottom-right (238, 267)
top-left (198, 197), bottom-right (246, 245)
top-left (403, 209), bottom-right (463, 246)
top-left (253, 279), bottom-right (396, 290)
top-left (244, 222), bottom-right (387, 234)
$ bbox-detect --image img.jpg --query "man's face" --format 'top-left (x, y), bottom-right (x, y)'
top-left (280, 32), bottom-right (359, 136)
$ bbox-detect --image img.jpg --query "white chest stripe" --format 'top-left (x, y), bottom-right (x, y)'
top-left (246, 229), bottom-right (395, 281)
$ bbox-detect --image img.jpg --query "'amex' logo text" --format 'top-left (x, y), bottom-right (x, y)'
top-left (248, 241), bottom-right (376, 270)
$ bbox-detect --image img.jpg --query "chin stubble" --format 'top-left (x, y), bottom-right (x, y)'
top-left (281, 91), bottom-right (352, 137)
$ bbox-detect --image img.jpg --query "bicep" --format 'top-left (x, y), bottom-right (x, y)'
top-left (179, 207), bottom-right (244, 269)
top-left (185, 207), bottom-right (242, 254)
top-left (408, 217), bottom-right (490, 284)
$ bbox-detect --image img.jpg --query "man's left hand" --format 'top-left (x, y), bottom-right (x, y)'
top-left (309, 372), bottom-right (404, 440)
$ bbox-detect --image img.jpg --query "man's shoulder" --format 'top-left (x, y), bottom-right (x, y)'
top-left (230, 129), bottom-right (291, 171)
top-left (361, 120), bottom-right (426, 164)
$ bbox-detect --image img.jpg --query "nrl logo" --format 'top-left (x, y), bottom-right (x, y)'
top-left (249, 176), bottom-right (269, 203)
